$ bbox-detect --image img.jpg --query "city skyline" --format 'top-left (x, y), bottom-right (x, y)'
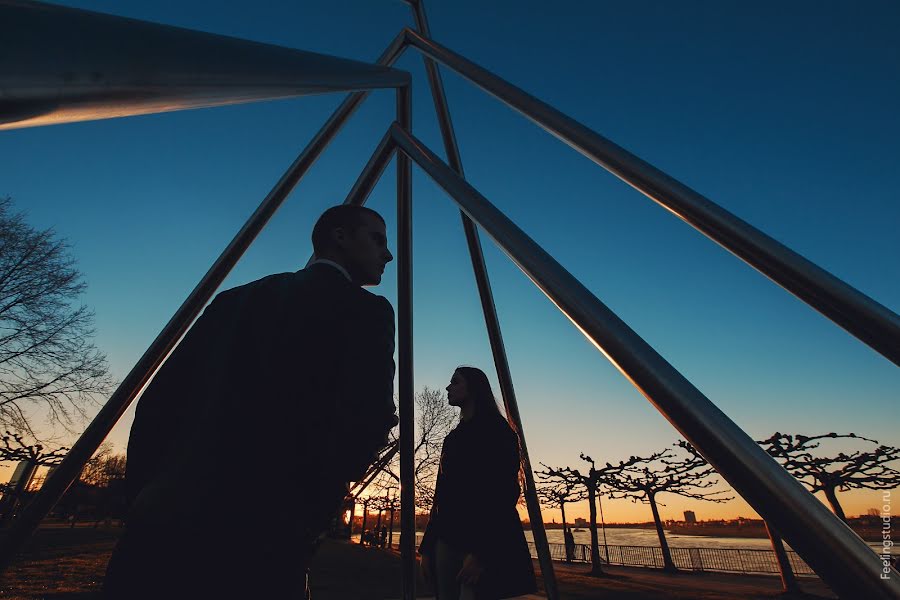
top-left (1, 0), bottom-right (898, 526)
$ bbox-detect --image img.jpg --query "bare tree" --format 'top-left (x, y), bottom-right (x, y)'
top-left (79, 442), bottom-right (126, 489)
top-left (376, 387), bottom-right (457, 511)
top-left (759, 432), bottom-right (900, 522)
top-left (0, 198), bottom-right (114, 434)
top-left (607, 441), bottom-right (732, 572)
top-left (536, 471), bottom-right (585, 530)
top-left (540, 453), bottom-right (647, 576)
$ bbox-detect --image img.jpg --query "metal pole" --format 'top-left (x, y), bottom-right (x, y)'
top-left (766, 521), bottom-right (800, 593)
top-left (361, 499), bottom-right (369, 545)
top-left (1, 1), bottom-right (410, 130)
top-left (395, 85), bottom-right (416, 600)
top-left (0, 461), bottom-right (37, 526)
top-left (597, 489), bottom-right (610, 564)
top-left (350, 442), bottom-right (400, 499)
top-left (390, 124), bottom-right (900, 600)
top-left (401, 3), bottom-right (561, 597)
top-left (343, 129), bottom-right (399, 209)
top-left (348, 500), bottom-right (356, 540)
top-left (402, 28), bottom-right (900, 367)
top-left (0, 32), bottom-right (410, 572)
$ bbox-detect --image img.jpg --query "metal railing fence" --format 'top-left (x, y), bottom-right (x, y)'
top-left (528, 542), bottom-right (896, 577)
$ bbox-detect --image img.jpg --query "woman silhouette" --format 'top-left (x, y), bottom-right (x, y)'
top-left (419, 367), bottom-right (537, 599)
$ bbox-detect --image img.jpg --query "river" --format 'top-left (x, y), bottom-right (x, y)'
top-left (366, 527), bottom-right (889, 555)
top-left (527, 527), bottom-right (777, 550)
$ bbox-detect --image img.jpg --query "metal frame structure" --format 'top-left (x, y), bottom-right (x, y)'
top-left (2, 2), bottom-right (899, 599)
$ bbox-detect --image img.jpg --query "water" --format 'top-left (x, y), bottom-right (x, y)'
top-left (528, 527), bottom-right (778, 550)
top-left (355, 528), bottom-right (777, 551)
top-left (356, 528), bottom-right (890, 556)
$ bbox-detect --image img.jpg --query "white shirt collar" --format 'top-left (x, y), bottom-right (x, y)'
top-left (309, 258), bottom-right (352, 282)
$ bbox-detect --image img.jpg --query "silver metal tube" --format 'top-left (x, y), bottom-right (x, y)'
top-left (350, 442), bottom-right (400, 499)
top-left (402, 3), bottom-right (560, 598)
top-left (343, 128), bottom-right (398, 209)
top-left (765, 521), bottom-right (800, 593)
top-left (391, 123), bottom-right (900, 600)
top-left (0, 32), bottom-right (411, 572)
top-left (403, 28), bottom-right (900, 367)
top-left (395, 86), bottom-right (416, 600)
top-left (0, 1), bottom-right (410, 130)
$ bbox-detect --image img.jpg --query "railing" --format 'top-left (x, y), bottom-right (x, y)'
top-left (528, 542), bottom-right (896, 577)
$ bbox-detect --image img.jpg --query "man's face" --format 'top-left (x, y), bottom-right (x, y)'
top-left (337, 213), bottom-right (393, 286)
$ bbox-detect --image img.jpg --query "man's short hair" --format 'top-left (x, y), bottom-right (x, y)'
top-left (311, 205), bottom-right (385, 255)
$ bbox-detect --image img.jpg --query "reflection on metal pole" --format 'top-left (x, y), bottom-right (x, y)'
top-left (0, 32), bottom-right (410, 573)
top-left (391, 124), bottom-right (900, 600)
top-left (0, 2), bottom-right (410, 130)
top-left (402, 28), bottom-right (900, 367)
top-left (395, 86), bottom-right (416, 600)
top-left (401, 2), bottom-right (560, 597)
top-left (597, 489), bottom-right (610, 564)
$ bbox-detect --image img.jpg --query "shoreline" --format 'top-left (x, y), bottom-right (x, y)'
top-left (667, 525), bottom-right (886, 543)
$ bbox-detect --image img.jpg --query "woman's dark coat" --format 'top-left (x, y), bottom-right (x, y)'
top-left (420, 412), bottom-right (538, 599)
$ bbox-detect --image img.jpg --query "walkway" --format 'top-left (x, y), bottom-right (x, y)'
top-left (0, 525), bottom-right (838, 599)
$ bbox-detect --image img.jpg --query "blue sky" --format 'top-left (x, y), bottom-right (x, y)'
top-left (2, 0), bottom-right (898, 521)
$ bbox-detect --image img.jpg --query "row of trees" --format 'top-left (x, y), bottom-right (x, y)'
top-left (343, 384), bottom-right (899, 583)
top-left (0, 430), bottom-right (126, 524)
top-left (537, 433), bottom-right (900, 575)
top-left (538, 442), bottom-right (730, 573)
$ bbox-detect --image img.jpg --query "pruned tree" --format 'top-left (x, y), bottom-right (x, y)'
top-left (607, 441), bottom-right (732, 572)
top-left (759, 432), bottom-right (900, 522)
top-left (0, 198), bottom-right (114, 434)
top-left (536, 471), bottom-right (585, 530)
top-left (536, 474), bottom-right (586, 563)
top-left (0, 429), bottom-right (69, 466)
top-left (540, 453), bottom-right (646, 576)
top-left (0, 430), bottom-right (69, 521)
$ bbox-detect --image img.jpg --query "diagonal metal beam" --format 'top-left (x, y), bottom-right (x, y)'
top-left (390, 123), bottom-right (900, 600)
top-left (402, 2), bottom-right (560, 598)
top-left (0, 30), bottom-right (410, 573)
top-left (402, 27), bottom-right (900, 367)
top-left (350, 442), bottom-right (400, 499)
top-left (0, 0), bottom-right (409, 130)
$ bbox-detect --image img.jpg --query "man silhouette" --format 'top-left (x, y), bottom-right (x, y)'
top-left (105, 205), bottom-right (396, 599)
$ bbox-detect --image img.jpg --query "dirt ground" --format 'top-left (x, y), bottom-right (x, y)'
top-left (0, 524), bottom-right (838, 599)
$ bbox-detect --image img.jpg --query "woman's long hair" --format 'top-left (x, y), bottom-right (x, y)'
top-left (455, 366), bottom-right (502, 421)
top-left (455, 366), bottom-right (528, 495)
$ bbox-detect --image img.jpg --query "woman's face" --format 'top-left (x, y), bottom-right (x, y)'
top-left (446, 370), bottom-right (468, 407)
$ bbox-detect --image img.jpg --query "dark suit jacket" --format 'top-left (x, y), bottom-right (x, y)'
top-left (108, 263), bottom-right (395, 597)
top-left (420, 413), bottom-right (537, 600)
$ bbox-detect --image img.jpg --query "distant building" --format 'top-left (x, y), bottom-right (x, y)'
top-left (683, 510), bottom-right (697, 524)
top-left (574, 517), bottom-right (588, 528)
top-left (867, 508), bottom-right (880, 517)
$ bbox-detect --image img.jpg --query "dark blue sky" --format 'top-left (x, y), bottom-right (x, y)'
top-left (2, 0), bottom-right (898, 519)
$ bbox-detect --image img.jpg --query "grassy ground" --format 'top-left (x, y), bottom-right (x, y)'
top-left (0, 525), bottom-right (838, 599)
